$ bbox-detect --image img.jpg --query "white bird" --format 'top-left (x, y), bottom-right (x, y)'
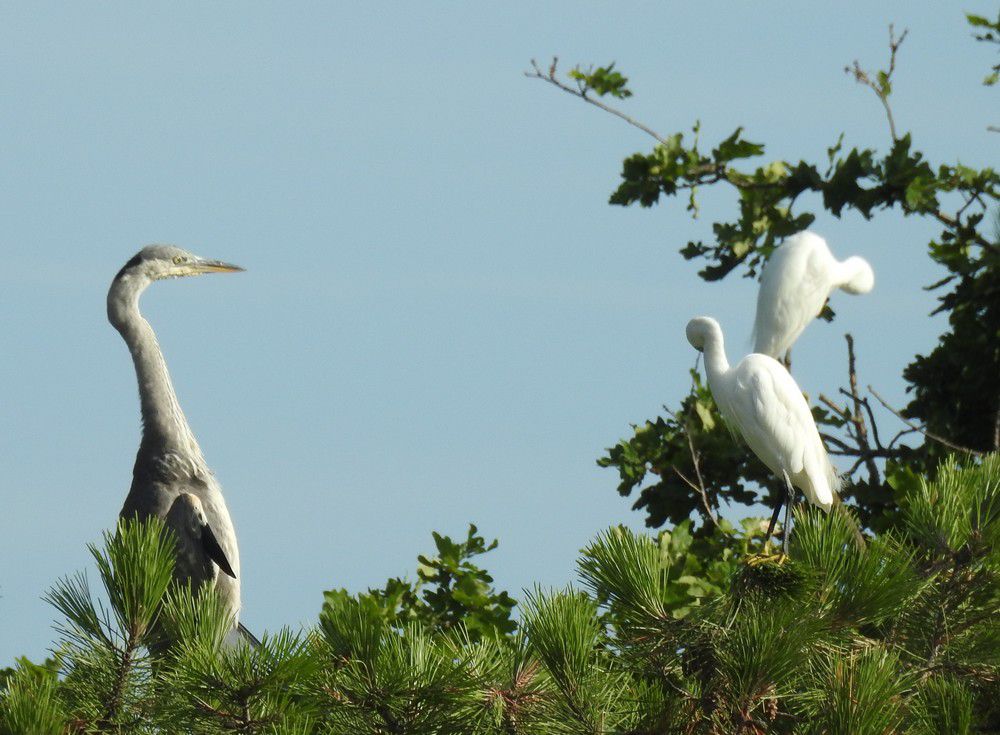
top-left (687, 316), bottom-right (840, 548)
top-left (752, 231), bottom-right (874, 363)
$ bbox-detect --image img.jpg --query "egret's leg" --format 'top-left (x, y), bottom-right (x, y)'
top-left (764, 491), bottom-right (784, 550)
top-left (781, 470), bottom-right (795, 555)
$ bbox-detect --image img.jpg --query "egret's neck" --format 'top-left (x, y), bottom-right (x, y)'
top-left (833, 257), bottom-right (866, 291)
top-left (108, 277), bottom-right (203, 458)
top-left (701, 332), bottom-right (731, 385)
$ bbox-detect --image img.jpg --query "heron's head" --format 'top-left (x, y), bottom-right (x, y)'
top-left (686, 316), bottom-right (723, 352)
top-left (114, 244), bottom-right (243, 284)
top-left (840, 256), bottom-right (875, 294)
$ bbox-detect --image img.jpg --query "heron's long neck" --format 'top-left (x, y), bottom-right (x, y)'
top-left (108, 278), bottom-right (203, 458)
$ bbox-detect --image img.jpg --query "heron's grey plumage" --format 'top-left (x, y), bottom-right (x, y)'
top-left (164, 493), bottom-right (237, 588)
top-left (109, 245), bottom-right (244, 630)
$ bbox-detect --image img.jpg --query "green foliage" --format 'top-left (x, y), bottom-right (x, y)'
top-left (599, 370), bottom-right (778, 529)
top-left (799, 647), bottom-right (910, 735)
top-left (586, 23), bottom-right (1000, 531)
top-left (40, 518), bottom-right (176, 732)
top-left (316, 600), bottom-right (484, 733)
top-left (568, 62), bottom-right (632, 98)
top-left (578, 520), bottom-right (754, 627)
top-left (790, 506), bottom-right (923, 627)
top-left (910, 675), bottom-right (974, 735)
top-left (902, 222), bottom-right (1000, 457)
top-left (5, 20), bottom-right (999, 733)
top-left (968, 11), bottom-right (1000, 85)
top-left (5, 455), bottom-right (1000, 732)
top-left (0, 658), bottom-right (64, 735)
top-left (321, 524), bottom-right (516, 643)
top-left (159, 585), bottom-right (320, 733)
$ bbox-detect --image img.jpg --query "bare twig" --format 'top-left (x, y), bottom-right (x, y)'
top-left (932, 209), bottom-right (1000, 253)
top-left (837, 388), bottom-right (884, 449)
top-left (868, 385), bottom-right (984, 456)
top-left (817, 336), bottom-right (886, 483)
top-left (687, 431), bottom-right (720, 530)
top-left (887, 427), bottom-right (918, 450)
top-left (671, 447), bottom-right (721, 532)
top-left (820, 432), bottom-right (855, 453)
top-left (526, 57), bottom-right (801, 202)
top-left (846, 25), bottom-right (907, 141)
top-left (819, 394), bottom-right (845, 413)
top-left (525, 58), bottom-right (668, 144)
top-left (843, 335), bottom-right (879, 483)
top-left (837, 335), bottom-right (879, 483)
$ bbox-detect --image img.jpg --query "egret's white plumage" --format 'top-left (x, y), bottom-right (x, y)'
top-left (687, 316), bottom-right (839, 511)
top-left (752, 231), bottom-right (874, 360)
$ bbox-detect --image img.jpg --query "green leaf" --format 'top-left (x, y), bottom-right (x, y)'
top-left (694, 400), bottom-right (715, 429)
top-left (712, 127), bottom-right (765, 162)
top-left (570, 62), bottom-right (633, 99)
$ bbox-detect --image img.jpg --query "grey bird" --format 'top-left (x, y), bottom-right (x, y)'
top-left (108, 245), bottom-right (245, 634)
top-left (164, 493), bottom-right (238, 589)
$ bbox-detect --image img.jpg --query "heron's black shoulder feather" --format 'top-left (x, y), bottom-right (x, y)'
top-left (114, 253), bottom-right (143, 281)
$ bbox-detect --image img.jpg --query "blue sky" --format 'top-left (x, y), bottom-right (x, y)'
top-left (1, 2), bottom-right (996, 663)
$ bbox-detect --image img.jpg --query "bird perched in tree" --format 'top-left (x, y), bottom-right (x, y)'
top-left (108, 245), bottom-right (245, 632)
top-left (687, 316), bottom-right (839, 551)
top-left (752, 231), bottom-right (874, 364)
top-left (163, 493), bottom-right (237, 589)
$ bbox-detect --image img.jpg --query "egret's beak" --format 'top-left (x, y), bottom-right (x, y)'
top-left (193, 259), bottom-right (244, 274)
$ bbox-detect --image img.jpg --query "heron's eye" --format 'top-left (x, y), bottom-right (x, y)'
top-left (172, 255), bottom-right (187, 265)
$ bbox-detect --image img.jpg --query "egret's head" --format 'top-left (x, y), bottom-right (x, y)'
top-left (686, 316), bottom-right (723, 352)
top-left (114, 244), bottom-right (243, 283)
top-left (841, 256), bottom-right (875, 294)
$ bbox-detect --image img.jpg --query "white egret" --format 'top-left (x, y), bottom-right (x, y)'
top-left (686, 316), bottom-right (840, 550)
top-left (752, 231), bottom-right (874, 363)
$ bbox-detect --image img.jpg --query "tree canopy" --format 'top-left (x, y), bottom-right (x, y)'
top-left (4, 11), bottom-right (1000, 735)
top-left (523, 19), bottom-right (1000, 533)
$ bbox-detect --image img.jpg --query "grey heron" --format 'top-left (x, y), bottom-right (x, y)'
top-left (109, 245), bottom-right (246, 634)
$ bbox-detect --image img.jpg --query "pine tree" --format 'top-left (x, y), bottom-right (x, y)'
top-left (3, 454), bottom-right (999, 733)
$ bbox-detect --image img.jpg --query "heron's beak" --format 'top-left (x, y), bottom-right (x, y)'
top-left (194, 259), bottom-right (244, 274)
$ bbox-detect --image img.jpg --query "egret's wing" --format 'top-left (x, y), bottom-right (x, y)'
top-left (733, 356), bottom-right (837, 507)
top-left (728, 356), bottom-right (815, 476)
top-left (753, 235), bottom-right (832, 357)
